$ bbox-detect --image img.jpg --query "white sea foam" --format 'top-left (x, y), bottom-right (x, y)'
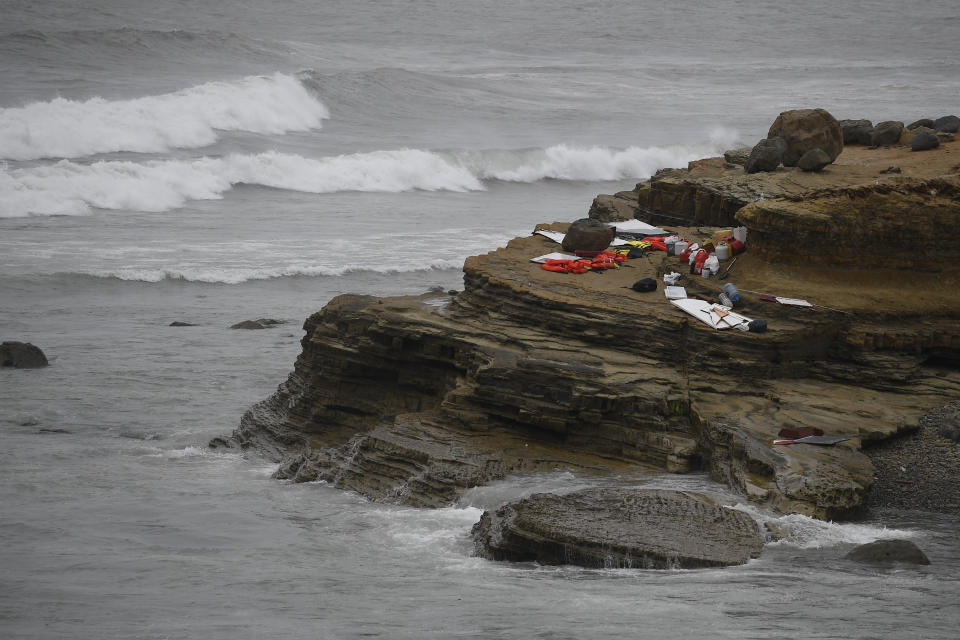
top-left (0, 73), bottom-right (329, 161)
top-left (732, 504), bottom-right (913, 549)
top-left (0, 134), bottom-right (738, 217)
top-left (85, 258), bottom-right (467, 284)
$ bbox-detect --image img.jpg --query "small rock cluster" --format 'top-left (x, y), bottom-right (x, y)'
top-left (839, 115), bottom-right (958, 152)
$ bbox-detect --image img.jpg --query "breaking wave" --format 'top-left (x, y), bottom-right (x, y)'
top-left (732, 505), bottom-right (914, 549)
top-left (0, 73), bottom-right (328, 161)
top-left (0, 132), bottom-right (737, 217)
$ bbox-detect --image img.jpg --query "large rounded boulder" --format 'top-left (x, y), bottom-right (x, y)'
top-left (561, 218), bottom-right (615, 252)
top-left (744, 137), bottom-right (786, 174)
top-left (839, 119), bottom-right (874, 145)
top-left (1, 341), bottom-right (49, 368)
top-left (870, 121), bottom-right (904, 146)
top-left (472, 488), bottom-right (765, 569)
top-left (767, 108), bottom-right (843, 167)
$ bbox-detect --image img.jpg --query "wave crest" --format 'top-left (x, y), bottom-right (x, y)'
top-left (0, 73), bottom-right (328, 161)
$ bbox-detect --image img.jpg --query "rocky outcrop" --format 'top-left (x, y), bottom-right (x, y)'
top-left (218, 136), bottom-right (960, 522)
top-left (471, 489), bottom-right (764, 568)
top-left (767, 108), bottom-right (843, 166)
top-left (1, 341), bottom-right (48, 368)
top-left (845, 539), bottom-right (930, 565)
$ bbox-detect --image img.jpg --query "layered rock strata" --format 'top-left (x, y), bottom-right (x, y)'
top-left (218, 140), bottom-right (960, 520)
top-left (472, 489), bottom-right (765, 568)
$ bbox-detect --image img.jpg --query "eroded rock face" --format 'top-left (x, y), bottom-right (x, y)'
top-left (1, 341), bottom-right (48, 368)
top-left (472, 488), bottom-right (764, 568)
top-left (767, 108), bottom-right (843, 167)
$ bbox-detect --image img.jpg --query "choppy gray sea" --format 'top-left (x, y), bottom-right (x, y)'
top-left (2, 1), bottom-right (959, 638)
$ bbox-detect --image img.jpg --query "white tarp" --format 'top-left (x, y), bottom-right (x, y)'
top-left (530, 252), bottom-right (579, 263)
top-left (775, 297), bottom-right (813, 307)
top-left (607, 219), bottom-right (669, 235)
top-left (534, 229), bottom-right (566, 244)
top-left (670, 298), bottom-right (752, 330)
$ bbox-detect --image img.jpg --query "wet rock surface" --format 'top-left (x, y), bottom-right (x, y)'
top-left (471, 488), bottom-right (764, 568)
top-left (217, 135), bottom-right (960, 522)
top-left (845, 539), bottom-right (930, 565)
top-left (1, 341), bottom-right (48, 368)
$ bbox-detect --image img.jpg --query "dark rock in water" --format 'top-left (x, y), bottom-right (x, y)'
top-left (745, 137), bottom-right (785, 174)
top-left (846, 539), bottom-right (930, 565)
top-left (723, 147), bottom-right (752, 166)
top-left (870, 121), bottom-right (904, 146)
top-left (561, 218), bottom-right (615, 252)
top-left (933, 115), bottom-right (959, 133)
top-left (230, 318), bottom-right (285, 330)
top-left (797, 148), bottom-right (832, 172)
top-left (0, 341), bottom-right (49, 368)
top-left (911, 130), bottom-right (940, 152)
top-left (472, 488), bottom-right (765, 569)
top-left (907, 118), bottom-right (934, 131)
top-left (767, 108), bottom-right (843, 166)
top-left (169, 321), bottom-right (196, 327)
top-left (38, 427), bottom-right (71, 434)
top-left (839, 119), bottom-right (874, 145)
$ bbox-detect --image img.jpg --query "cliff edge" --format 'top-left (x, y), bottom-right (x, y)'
top-left (214, 134), bottom-right (960, 520)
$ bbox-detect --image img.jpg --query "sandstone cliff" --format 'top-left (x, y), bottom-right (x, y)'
top-left (215, 139), bottom-right (960, 520)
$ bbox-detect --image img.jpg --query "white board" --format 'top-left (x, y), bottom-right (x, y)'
top-left (530, 252), bottom-right (579, 263)
top-left (670, 298), bottom-right (752, 330)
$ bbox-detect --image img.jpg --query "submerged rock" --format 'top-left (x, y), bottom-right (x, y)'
top-left (846, 539), bottom-right (930, 565)
top-left (1, 341), bottom-right (48, 368)
top-left (472, 488), bottom-right (764, 568)
top-left (230, 318), bottom-right (285, 330)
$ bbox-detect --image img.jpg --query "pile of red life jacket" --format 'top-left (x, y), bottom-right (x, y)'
top-left (540, 250), bottom-right (627, 274)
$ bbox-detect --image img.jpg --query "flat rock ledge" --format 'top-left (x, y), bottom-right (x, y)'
top-left (472, 488), bottom-right (764, 569)
top-left (215, 139), bottom-right (960, 521)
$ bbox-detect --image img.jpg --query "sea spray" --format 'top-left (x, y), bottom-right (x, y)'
top-left (0, 73), bottom-right (329, 161)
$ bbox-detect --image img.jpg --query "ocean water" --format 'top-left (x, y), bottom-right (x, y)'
top-left (2, 1), bottom-right (959, 638)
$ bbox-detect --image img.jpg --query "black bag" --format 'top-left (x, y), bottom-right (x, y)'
top-left (631, 278), bottom-right (657, 292)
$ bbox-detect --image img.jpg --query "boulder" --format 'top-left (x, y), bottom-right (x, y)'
top-left (839, 119), bottom-right (874, 145)
top-left (723, 147), bottom-right (753, 166)
top-left (933, 115), bottom-right (960, 133)
top-left (797, 148), bottom-right (833, 172)
top-left (0, 341), bottom-right (49, 368)
top-left (744, 137), bottom-right (785, 174)
top-left (767, 108), bottom-right (843, 166)
top-left (911, 130), bottom-right (940, 152)
top-left (846, 539), bottom-right (930, 565)
top-left (230, 318), bottom-right (285, 330)
top-left (907, 118), bottom-right (934, 130)
top-left (472, 488), bottom-right (765, 569)
top-left (871, 121), bottom-right (904, 146)
top-left (560, 218), bottom-right (615, 252)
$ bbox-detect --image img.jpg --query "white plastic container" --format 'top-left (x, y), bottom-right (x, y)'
top-left (733, 226), bottom-right (748, 243)
top-left (715, 242), bottom-right (730, 261)
top-left (674, 240), bottom-right (689, 255)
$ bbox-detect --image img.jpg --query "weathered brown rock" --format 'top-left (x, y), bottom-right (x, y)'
top-left (1, 341), bottom-right (48, 368)
top-left (871, 121), bottom-right (904, 146)
top-left (472, 489), bottom-right (764, 568)
top-left (560, 218), bottom-right (615, 251)
top-left (797, 148), bottom-right (832, 172)
top-left (767, 109), bottom-right (843, 166)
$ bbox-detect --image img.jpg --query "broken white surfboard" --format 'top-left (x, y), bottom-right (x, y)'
top-left (670, 298), bottom-right (752, 330)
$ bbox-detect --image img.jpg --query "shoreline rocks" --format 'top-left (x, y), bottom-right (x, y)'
top-left (472, 488), bottom-right (765, 568)
top-left (215, 124), bottom-right (960, 526)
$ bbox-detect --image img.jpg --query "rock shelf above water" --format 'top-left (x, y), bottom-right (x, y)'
top-left (216, 137), bottom-right (960, 522)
